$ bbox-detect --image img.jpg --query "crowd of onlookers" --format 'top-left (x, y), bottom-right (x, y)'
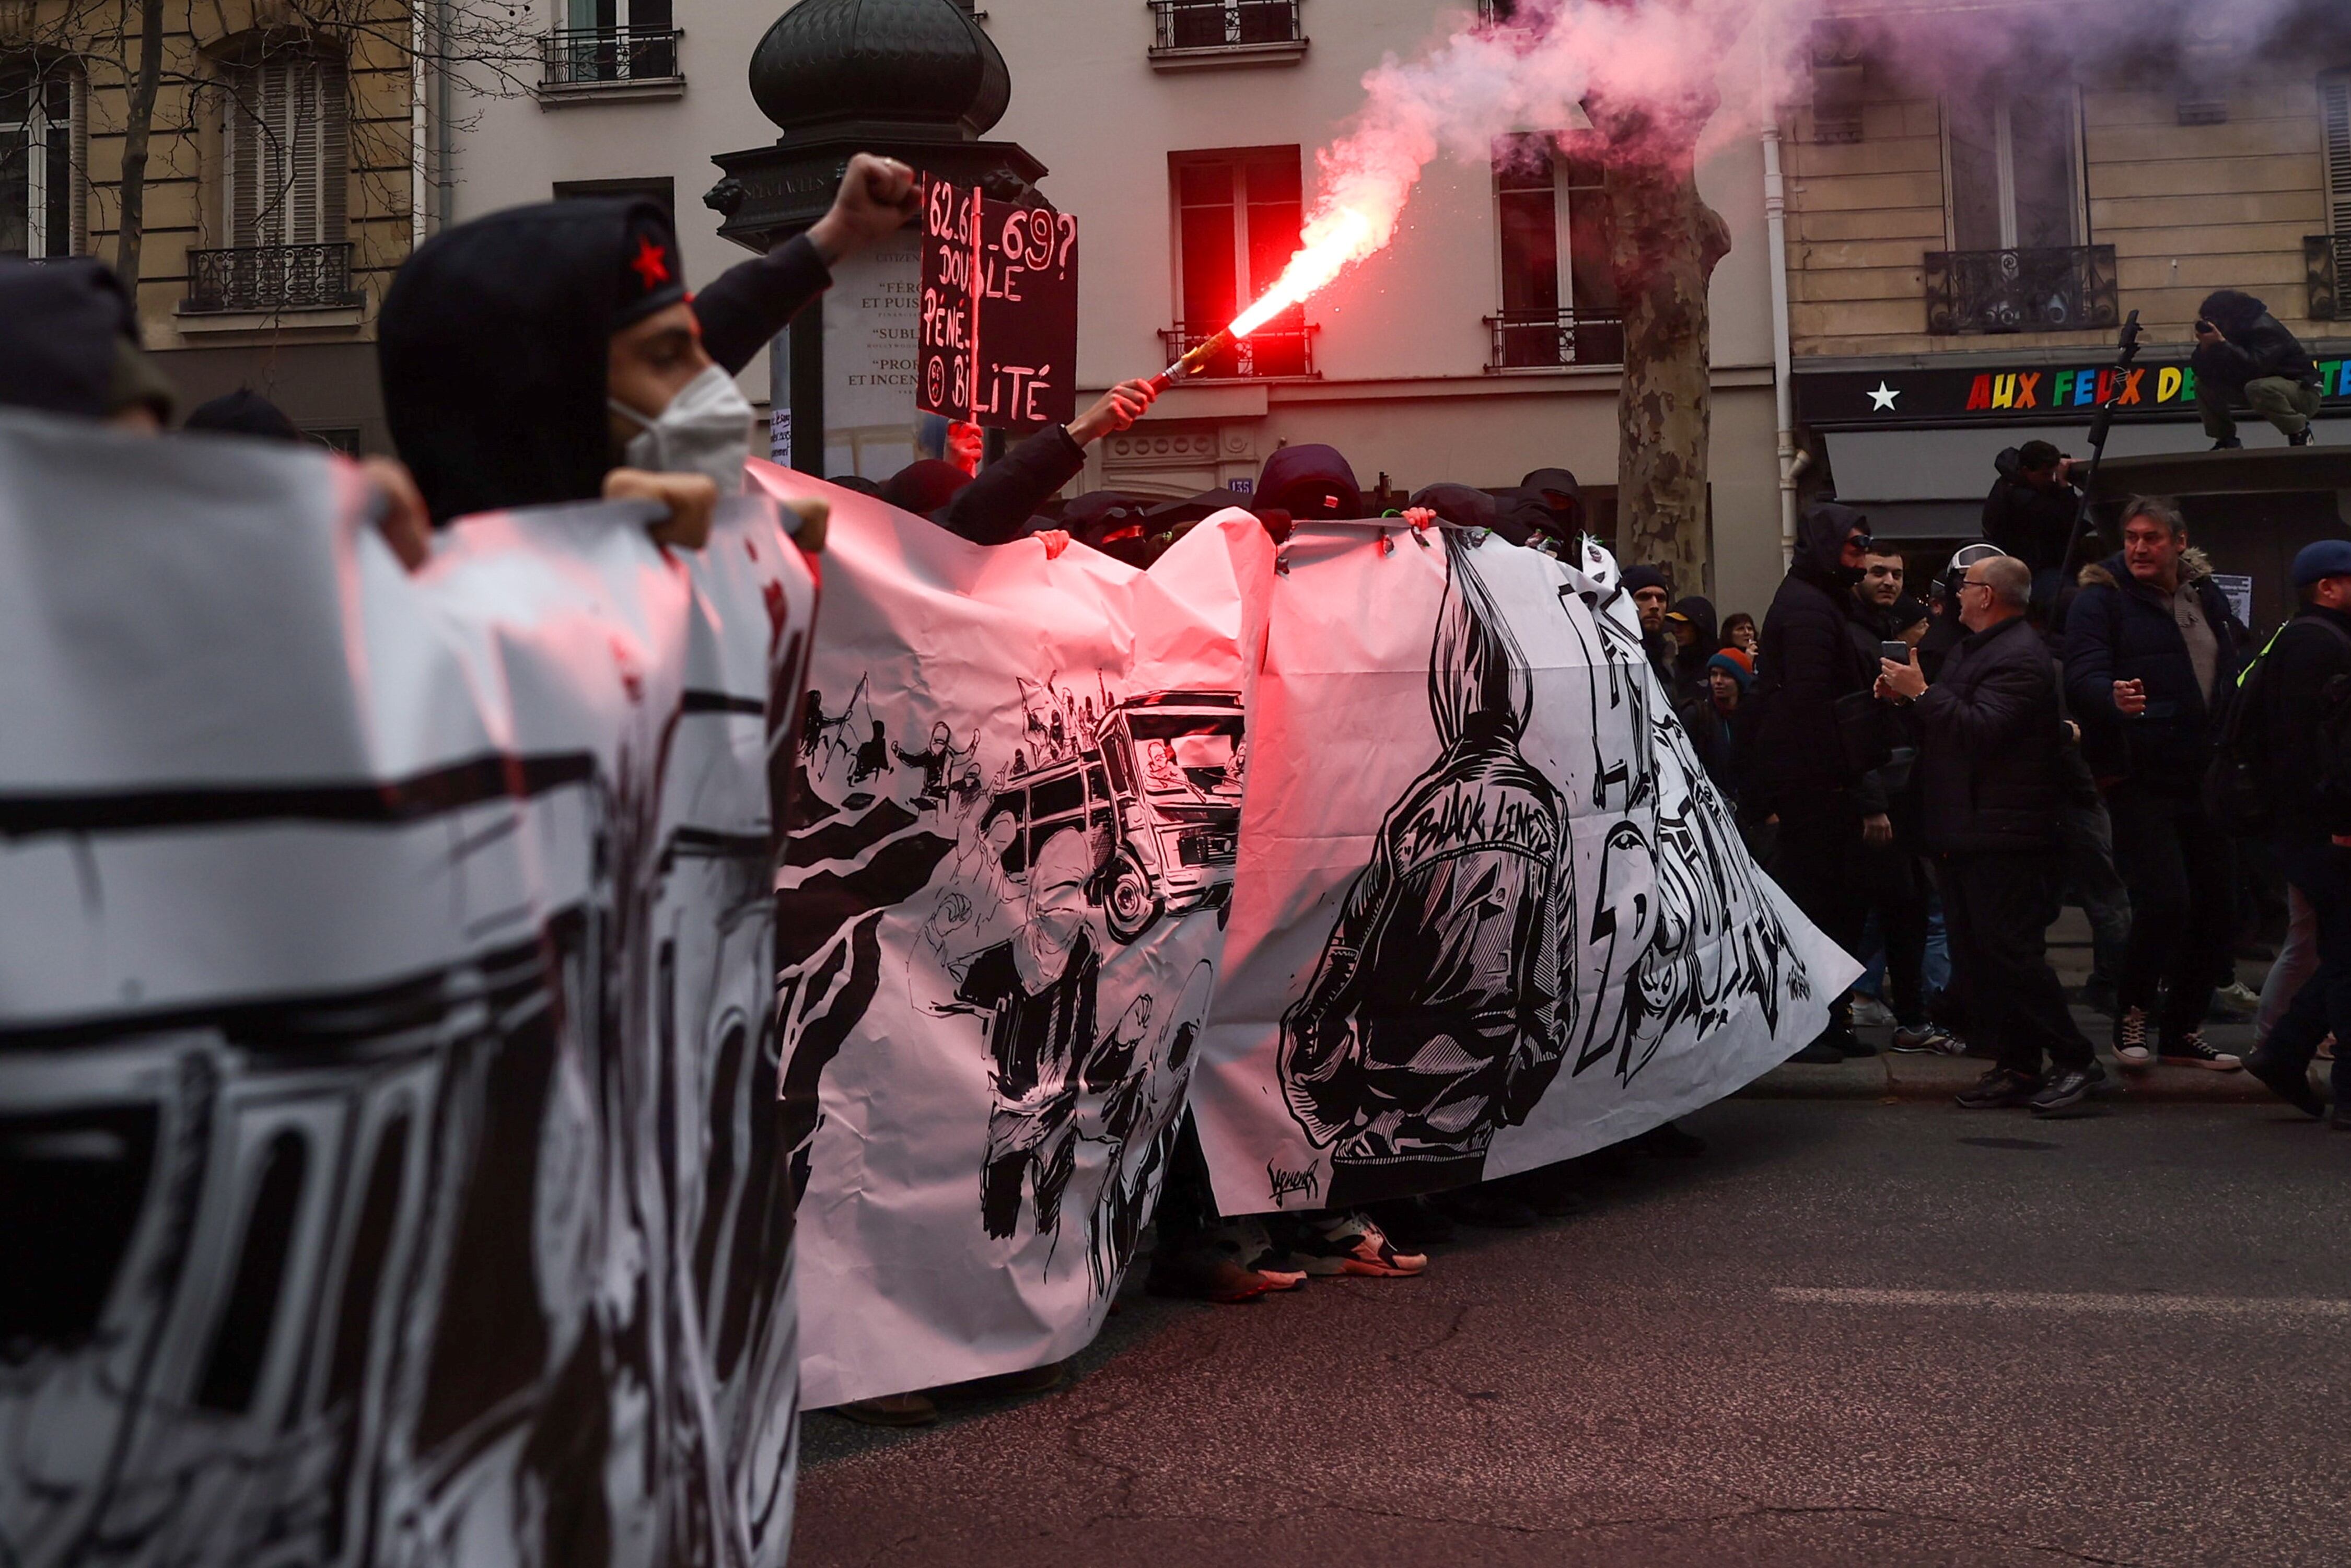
top-left (9, 149), bottom-right (2344, 1432)
top-left (1643, 297), bottom-right (2348, 1130)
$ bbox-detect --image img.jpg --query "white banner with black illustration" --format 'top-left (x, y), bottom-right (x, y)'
top-left (1191, 524), bottom-right (1856, 1215)
top-left (750, 466), bottom-right (1270, 1410)
top-left (0, 412), bottom-right (813, 1568)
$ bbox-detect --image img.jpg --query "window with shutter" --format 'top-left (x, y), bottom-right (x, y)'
top-left (2323, 72), bottom-right (2351, 291)
top-left (223, 53), bottom-right (347, 249)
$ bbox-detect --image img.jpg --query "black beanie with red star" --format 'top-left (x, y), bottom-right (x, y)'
top-left (612, 206), bottom-right (687, 331)
top-left (381, 196), bottom-right (691, 523)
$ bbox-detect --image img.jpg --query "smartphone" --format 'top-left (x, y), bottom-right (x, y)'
top-left (1880, 640), bottom-right (1911, 664)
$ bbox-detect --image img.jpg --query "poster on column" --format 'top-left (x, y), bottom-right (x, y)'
top-left (747, 465), bottom-right (1267, 1410)
top-left (0, 411), bottom-right (814, 1568)
top-left (1190, 524), bottom-right (1857, 1215)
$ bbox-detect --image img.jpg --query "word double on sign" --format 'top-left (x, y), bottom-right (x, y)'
top-left (918, 179), bottom-right (1080, 431)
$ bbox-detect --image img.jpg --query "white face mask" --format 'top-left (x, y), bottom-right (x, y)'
top-left (610, 362), bottom-right (753, 493)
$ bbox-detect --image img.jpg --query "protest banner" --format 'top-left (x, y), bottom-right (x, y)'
top-left (1190, 524), bottom-right (1857, 1213)
top-left (0, 412), bottom-right (813, 1568)
top-left (917, 178), bottom-right (1080, 431)
top-left (746, 466), bottom-right (1266, 1409)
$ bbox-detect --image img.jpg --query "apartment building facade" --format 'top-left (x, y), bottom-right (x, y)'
top-left (1783, 0), bottom-right (2351, 602)
top-left (2, 0), bottom-right (435, 449)
top-left (449, 0), bottom-right (1799, 611)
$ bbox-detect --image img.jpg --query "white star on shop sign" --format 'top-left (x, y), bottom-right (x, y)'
top-left (1867, 381), bottom-right (1901, 411)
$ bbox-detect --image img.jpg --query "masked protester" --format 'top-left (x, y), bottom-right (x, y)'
top-left (1754, 501), bottom-right (1882, 1062)
top-left (379, 197), bottom-right (741, 548)
top-left (1504, 466), bottom-right (1583, 552)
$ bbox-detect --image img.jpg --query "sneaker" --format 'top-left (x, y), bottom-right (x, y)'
top-left (2158, 1032), bottom-right (2242, 1071)
top-left (1144, 1240), bottom-right (1279, 1303)
top-left (1890, 1023), bottom-right (1959, 1055)
top-left (2243, 1047), bottom-right (2324, 1118)
top-left (1850, 994), bottom-right (1898, 1028)
top-left (2028, 1061), bottom-right (2109, 1119)
top-left (1282, 1211), bottom-right (1428, 1278)
top-left (1211, 1217), bottom-right (1308, 1289)
top-left (833, 1391), bottom-right (939, 1426)
top-left (2289, 427), bottom-right (2317, 447)
top-left (1360, 1194), bottom-right (1457, 1248)
top-left (2211, 980), bottom-right (2261, 1017)
top-left (2211, 436), bottom-right (2243, 450)
top-left (1788, 1033), bottom-right (1847, 1063)
top-left (1956, 1067), bottom-right (2041, 1109)
top-left (1431, 1184), bottom-right (1540, 1229)
top-left (2114, 1007), bottom-right (2152, 1070)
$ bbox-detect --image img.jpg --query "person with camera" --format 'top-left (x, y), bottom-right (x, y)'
top-left (1982, 440), bottom-right (2081, 613)
top-left (2192, 289), bottom-right (2323, 449)
top-left (1878, 556), bottom-right (2105, 1115)
top-left (2240, 541), bottom-right (2351, 1126)
top-left (2062, 497), bottom-right (2245, 1072)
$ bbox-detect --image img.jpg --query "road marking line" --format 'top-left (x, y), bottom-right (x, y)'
top-left (1775, 1287), bottom-right (2351, 1318)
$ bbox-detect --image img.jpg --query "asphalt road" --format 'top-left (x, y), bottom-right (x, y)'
top-left (791, 1097), bottom-right (2351, 1567)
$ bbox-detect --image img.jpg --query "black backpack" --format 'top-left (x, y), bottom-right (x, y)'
top-left (2203, 616), bottom-right (2351, 836)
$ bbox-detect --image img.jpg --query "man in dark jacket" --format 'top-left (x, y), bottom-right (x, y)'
top-left (1622, 565), bottom-right (1677, 691)
top-left (880, 378), bottom-right (1160, 545)
top-left (1754, 501), bottom-right (1880, 1060)
top-left (2192, 289), bottom-right (2322, 448)
top-left (1881, 556), bottom-right (2103, 1114)
top-left (1844, 546), bottom-right (1937, 1050)
top-left (2242, 540), bottom-right (2351, 1125)
top-left (2061, 496), bottom-right (2245, 1071)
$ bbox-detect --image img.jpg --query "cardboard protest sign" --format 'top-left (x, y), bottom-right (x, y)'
top-left (917, 179), bottom-right (1080, 430)
top-left (0, 412), bottom-right (813, 1568)
top-left (747, 466), bottom-right (1267, 1409)
top-left (1190, 524), bottom-right (1857, 1213)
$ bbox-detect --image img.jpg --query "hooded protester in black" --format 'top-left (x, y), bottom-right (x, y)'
top-left (1257, 443), bottom-right (1363, 520)
top-left (1505, 466), bottom-right (1583, 548)
top-left (0, 258), bottom-right (171, 425)
top-left (1667, 594), bottom-right (1719, 704)
top-left (184, 388), bottom-right (305, 442)
top-left (1408, 482), bottom-right (1498, 533)
top-left (2191, 289), bottom-right (2318, 396)
top-left (379, 197), bottom-right (687, 523)
top-left (1753, 502), bottom-right (1877, 807)
top-left (0, 259), bottom-right (130, 419)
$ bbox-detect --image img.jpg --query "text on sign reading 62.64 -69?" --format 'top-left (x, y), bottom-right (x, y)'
top-left (919, 179), bottom-right (1080, 431)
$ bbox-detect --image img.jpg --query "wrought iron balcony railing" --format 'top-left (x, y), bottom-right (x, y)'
top-left (2307, 233), bottom-right (2347, 322)
top-left (181, 242), bottom-right (359, 313)
top-left (1484, 309), bottom-right (1626, 371)
top-left (1923, 244), bottom-right (2118, 335)
top-left (1149, 0), bottom-right (1302, 52)
top-left (543, 26), bottom-right (682, 88)
top-left (1159, 321), bottom-right (1316, 379)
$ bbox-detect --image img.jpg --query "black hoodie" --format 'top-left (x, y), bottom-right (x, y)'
top-left (1981, 445), bottom-right (2079, 576)
top-left (380, 197), bottom-right (686, 523)
top-left (1505, 466), bottom-right (1583, 546)
top-left (1668, 594), bottom-right (1719, 704)
top-left (0, 258), bottom-right (135, 420)
top-left (1752, 501), bottom-right (1877, 806)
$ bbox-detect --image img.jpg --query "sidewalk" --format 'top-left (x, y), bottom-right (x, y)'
top-left (1743, 906), bottom-right (2297, 1106)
